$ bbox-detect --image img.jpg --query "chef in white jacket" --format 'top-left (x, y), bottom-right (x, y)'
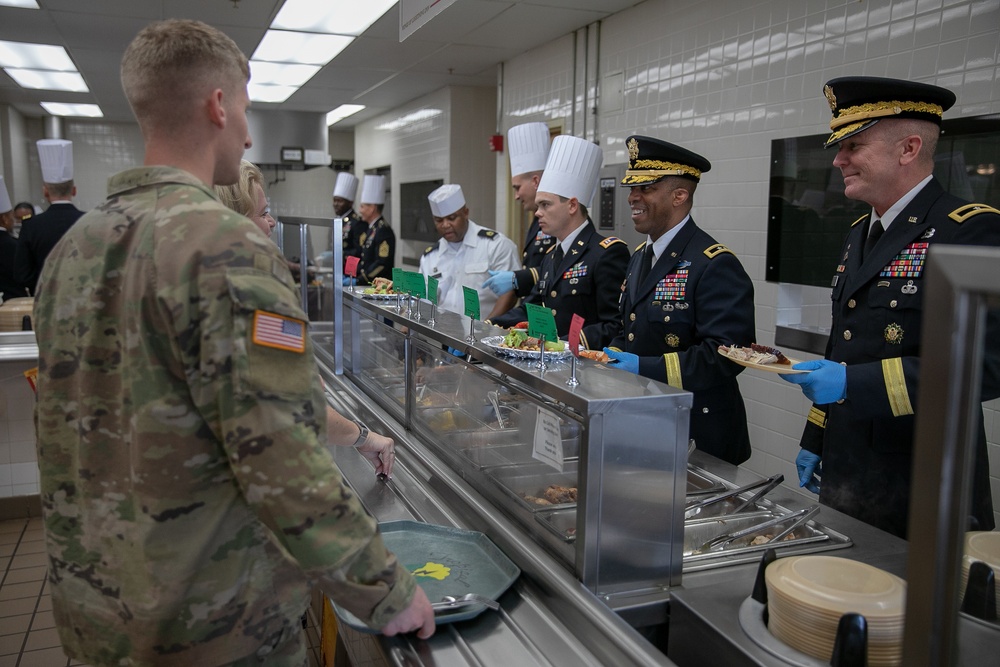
top-left (419, 184), bottom-right (520, 319)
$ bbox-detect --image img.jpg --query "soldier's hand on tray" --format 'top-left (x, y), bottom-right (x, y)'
top-left (358, 431), bottom-right (396, 478)
top-left (780, 359), bottom-right (846, 404)
top-left (382, 586), bottom-right (436, 639)
top-left (603, 347), bottom-right (638, 374)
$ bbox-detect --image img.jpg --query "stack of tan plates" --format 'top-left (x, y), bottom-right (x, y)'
top-left (961, 531), bottom-right (1000, 610)
top-left (0, 297), bottom-right (33, 332)
top-left (765, 555), bottom-right (906, 666)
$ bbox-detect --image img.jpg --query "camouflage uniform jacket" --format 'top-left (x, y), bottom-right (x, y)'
top-left (33, 166), bottom-right (415, 667)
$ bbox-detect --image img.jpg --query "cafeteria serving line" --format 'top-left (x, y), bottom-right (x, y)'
top-left (1, 1), bottom-right (999, 666)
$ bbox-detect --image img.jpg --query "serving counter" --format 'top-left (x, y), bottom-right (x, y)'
top-left (310, 288), bottom-right (927, 666)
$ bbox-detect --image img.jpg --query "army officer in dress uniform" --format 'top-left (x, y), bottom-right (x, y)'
top-left (604, 137), bottom-right (755, 465)
top-left (356, 174), bottom-right (396, 285)
top-left (490, 135), bottom-right (629, 350)
top-left (781, 76), bottom-right (1000, 538)
top-left (331, 171), bottom-right (367, 281)
top-left (482, 122), bottom-right (557, 299)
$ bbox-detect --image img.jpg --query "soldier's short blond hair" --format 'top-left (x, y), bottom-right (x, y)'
top-left (121, 19), bottom-right (249, 134)
top-left (215, 160), bottom-right (265, 218)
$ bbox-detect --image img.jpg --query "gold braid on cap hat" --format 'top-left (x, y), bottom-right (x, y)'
top-left (830, 100), bottom-right (945, 131)
top-left (624, 159), bottom-right (702, 182)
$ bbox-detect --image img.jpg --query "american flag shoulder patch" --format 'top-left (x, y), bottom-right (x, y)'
top-left (252, 310), bottom-right (306, 353)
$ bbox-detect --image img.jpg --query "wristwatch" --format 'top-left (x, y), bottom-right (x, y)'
top-left (351, 420), bottom-right (369, 448)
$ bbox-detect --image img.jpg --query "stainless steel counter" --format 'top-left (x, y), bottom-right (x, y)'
top-left (321, 368), bottom-right (677, 667)
top-left (0, 331), bottom-right (38, 361)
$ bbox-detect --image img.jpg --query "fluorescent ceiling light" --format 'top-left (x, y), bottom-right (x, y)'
top-left (0, 40), bottom-right (76, 70)
top-left (253, 31), bottom-right (353, 66)
top-left (41, 102), bottom-right (103, 118)
top-left (248, 61), bottom-right (320, 87)
top-left (0, 1), bottom-right (40, 8)
top-left (247, 82), bottom-right (299, 104)
top-left (272, 0), bottom-right (396, 36)
top-left (326, 104), bottom-right (365, 126)
top-left (5, 69), bottom-right (88, 92)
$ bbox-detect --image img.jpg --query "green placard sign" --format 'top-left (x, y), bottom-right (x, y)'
top-left (463, 285), bottom-right (481, 320)
top-left (408, 271), bottom-right (427, 299)
top-left (391, 267), bottom-right (404, 292)
top-left (526, 302), bottom-right (559, 343)
top-left (427, 276), bottom-right (439, 305)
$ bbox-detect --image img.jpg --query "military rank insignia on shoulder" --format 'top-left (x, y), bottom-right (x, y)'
top-left (478, 229), bottom-right (497, 238)
top-left (600, 237), bottom-right (625, 248)
top-left (704, 243), bottom-right (733, 258)
top-left (635, 241), bottom-right (647, 252)
top-left (949, 203), bottom-right (1000, 223)
top-left (850, 213), bottom-right (868, 227)
top-left (423, 245), bottom-right (436, 256)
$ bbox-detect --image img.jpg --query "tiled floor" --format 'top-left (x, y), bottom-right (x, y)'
top-left (0, 517), bottom-right (323, 667)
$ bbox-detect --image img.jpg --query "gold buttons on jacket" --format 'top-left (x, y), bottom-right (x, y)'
top-left (848, 299), bottom-right (856, 308)
top-left (571, 289), bottom-right (577, 295)
top-left (628, 333), bottom-right (635, 341)
top-left (843, 330), bottom-right (852, 341)
top-left (664, 316), bottom-right (671, 323)
top-left (550, 291), bottom-right (557, 297)
top-left (890, 300), bottom-right (897, 308)
top-left (630, 313), bottom-right (636, 322)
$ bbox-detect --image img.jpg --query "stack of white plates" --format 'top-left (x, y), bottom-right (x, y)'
top-left (961, 531), bottom-right (1000, 610)
top-left (765, 555), bottom-right (906, 666)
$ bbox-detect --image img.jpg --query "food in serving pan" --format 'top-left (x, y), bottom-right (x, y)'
top-left (501, 328), bottom-right (563, 352)
top-left (578, 349), bottom-right (610, 363)
top-left (363, 277), bottom-right (399, 295)
top-left (750, 532), bottom-right (798, 546)
top-left (718, 343), bottom-right (791, 366)
top-left (523, 484), bottom-right (578, 506)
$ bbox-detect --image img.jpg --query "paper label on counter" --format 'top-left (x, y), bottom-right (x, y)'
top-left (532, 406), bottom-right (564, 471)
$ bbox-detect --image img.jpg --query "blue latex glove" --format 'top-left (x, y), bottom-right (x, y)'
top-left (482, 270), bottom-right (515, 296)
top-left (795, 449), bottom-right (822, 494)
top-left (446, 346), bottom-right (465, 357)
top-left (780, 359), bottom-right (847, 404)
top-left (603, 348), bottom-right (639, 374)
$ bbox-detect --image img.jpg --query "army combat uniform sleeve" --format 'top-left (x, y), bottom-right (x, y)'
top-left (186, 247), bottom-right (415, 627)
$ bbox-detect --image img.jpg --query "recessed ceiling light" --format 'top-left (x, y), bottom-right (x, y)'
top-left (0, 1), bottom-right (40, 8)
top-left (326, 104), bottom-right (365, 126)
top-left (248, 82), bottom-right (300, 104)
top-left (272, 0), bottom-right (396, 36)
top-left (0, 40), bottom-right (76, 70)
top-left (252, 31), bottom-right (353, 66)
top-left (5, 69), bottom-right (88, 92)
top-left (40, 102), bottom-right (103, 117)
top-left (249, 61), bottom-right (321, 87)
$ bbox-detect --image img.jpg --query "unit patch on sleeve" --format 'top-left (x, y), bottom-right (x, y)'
top-left (253, 310), bottom-right (306, 353)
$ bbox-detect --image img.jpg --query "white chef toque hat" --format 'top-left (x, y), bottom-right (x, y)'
top-left (536, 135), bottom-right (603, 207)
top-left (507, 122), bottom-right (550, 177)
top-left (360, 175), bottom-right (386, 205)
top-left (427, 183), bottom-right (465, 217)
top-left (332, 172), bottom-right (358, 200)
top-left (37, 139), bottom-right (74, 183)
top-left (0, 175), bottom-right (11, 214)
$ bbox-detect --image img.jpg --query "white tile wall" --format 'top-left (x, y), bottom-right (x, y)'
top-left (0, 359), bottom-right (39, 498)
top-left (502, 0), bottom-right (1000, 525)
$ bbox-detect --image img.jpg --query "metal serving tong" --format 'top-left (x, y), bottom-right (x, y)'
top-left (684, 473), bottom-right (784, 517)
top-left (695, 505), bottom-right (820, 553)
top-left (431, 593), bottom-right (500, 613)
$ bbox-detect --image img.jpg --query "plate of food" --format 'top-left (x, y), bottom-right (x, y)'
top-left (355, 277), bottom-right (404, 300)
top-left (717, 344), bottom-right (809, 374)
top-left (482, 329), bottom-right (572, 360)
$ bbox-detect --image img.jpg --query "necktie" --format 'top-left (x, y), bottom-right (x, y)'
top-left (636, 244), bottom-right (654, 285)
top-left (551, 245), bottom-right (564, 269)
top-left (863, 218), bottom-right (884, 261)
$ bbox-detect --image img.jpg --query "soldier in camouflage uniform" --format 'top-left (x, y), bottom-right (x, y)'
top-left (32, 19), bottom-right (434, 667)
